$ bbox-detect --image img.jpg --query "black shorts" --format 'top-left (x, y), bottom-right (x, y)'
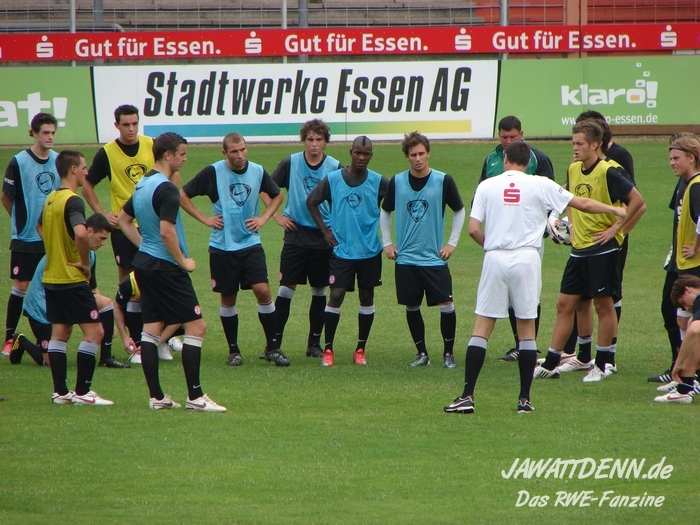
top-left (25, 313), bottom-right (51, 349)
top-left (279, 243), bottom-right (332, 288)
top-left (111, 228), bottom-right (139, 270)
top-left (45, 284), bottom-right (100, 326)
top-left (210, 245), bottom-right (268, 294)
top-left (328, 253), bottom-right (382, 291)
top-left (395, 264), bottom-right (453, 306)
top-left (560, 251), bottom-right (621, 299)
top-left (135, 267), bottom-right (203, 326)
top-left (9, 251), bottom-right (44, 281)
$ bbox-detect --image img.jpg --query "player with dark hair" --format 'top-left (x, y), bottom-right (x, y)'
top-left (118, 132), bottom-right (226, 411)
top-left (39, 151), bottom-right (113, 405)
top-left (445, 141), bottom-right (625, 414)
top-left (10, 214), bottom-right (121, 368)
top-left (264, 119), bottom-right (342, 359)
top-left (1, 112), bottom-right (60, 356)
top-left (534, 121), bottom-right (646, 382)
top-left (482, 115), bottom-right (555, 363)
top-left (180, 132), bottom-right (287, 367)
top-left (83, 104), bottom-right (154, 284)
top-left (655, 274), bottom-right (700, 403)
top-left (307, 136), bottom-right (390, 367)
top-left (381, 132), bottom-right (465, 368)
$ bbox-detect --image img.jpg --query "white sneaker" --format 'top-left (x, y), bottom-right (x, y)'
top-left (582, 366), bottom-right (606, 383)
top-left (52, 391), bottom-right (75, 404)
top-left (657, 381), bottom-right (678, 393)
top-left (149, 394), bottom-right (181, 410)
top-left (186, 394), bottom-right (227, 412)
top-left (157, 343), bottom-right (173, 361)
top-left (168, 337), bottom-right (183, 352)
top-left (72, 390), bottom-right (114, 406)
top-left (533, 366), bottom-right (560, 379)
top-left (558, 358), bottom-right (594, 373)
top-left (654, 391), bottom-right (693, 404)
top-left (604, 363), bottom-right (617, 377)
top-left (129, 352), bottom-right (142, 365)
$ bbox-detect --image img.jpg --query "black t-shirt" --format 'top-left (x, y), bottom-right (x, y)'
top-left (381, 171), bottom-right (464, 214)
top-left (607, 142), bottom-right (635, 184)
top-left (182, 162), bottom-right (280, 202)
top-left (87, 140), bottom-right (142, 185)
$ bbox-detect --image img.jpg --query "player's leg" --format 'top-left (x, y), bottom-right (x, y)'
top-left (4, 251), bottom-right (42, 353)
top-left (306, 247), bottom-right (332, 357)
top-left (353, 254), bottom-right (382, 365)
top-left (396, 265), bottom-right (428, 366)
top-left (652, 270), bottom-right (680, 382)
top-left (94, 292), bottom-right (129, 368)
top-left (558, 299), bottom-right (594, 373)
top-left (47, 322), bottom-right (74, 399)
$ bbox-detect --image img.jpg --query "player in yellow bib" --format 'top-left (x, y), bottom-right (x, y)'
top-left (82, 105), bottom-right (154, 283)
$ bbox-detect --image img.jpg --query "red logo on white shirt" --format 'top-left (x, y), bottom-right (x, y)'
top-left (503, 183), bottom-right (520, 203)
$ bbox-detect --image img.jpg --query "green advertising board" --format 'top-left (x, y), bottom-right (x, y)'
top-left (0, 67), bottom-right (96, 145)
top-left (497, 55), bottom-right (700, 137)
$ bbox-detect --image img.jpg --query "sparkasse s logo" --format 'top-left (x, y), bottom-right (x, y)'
top-left (561, 62), bottom-right (658, 108)
top-left (503, 183), bottom-right (520, 204)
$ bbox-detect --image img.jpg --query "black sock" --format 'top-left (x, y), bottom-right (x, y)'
top-left (5, 293), bottom-right (24, 342)
top-left (594, 347), bottom-right (609, 371)
top-left (462, 338), bottom-right (487, 398)
top-left (308, 295), bottom-right (326, 346)
top-left (577, 336), bottom-right (592, 363)
top-left (518, 348), bottom-right (537, 399)
top-left (181, 343), bottom-right (203, 400)
top-left (19, 335), bottom-right (44, 365)
top-left (542, 349), bottom-right (561, 371)
top-left (407, 309), bottom-right (427, 355)
top-left (48, 351), bottom-right (69, 395)
top-left (273, 295), bottom-right (292, 349)
top-left (140, 341), bottom-right (164, 399)
top-left (677, 376), bottom-right (695, 395)
top-left (563, 312), bottom-right (578, 354)
top-left (324, 309), bottom-right (340, 350)
top-left (220, 314), bottom-right (239, 355)
top-left (125, 312), bottom-right (143, 346)
top-left (534, 304), bottom-right (541, 338)
top-left (357, 310), bottom-right (374, 350)
top-left (75, 351), bottom-right (96, 396)
top-left (259, 310), bottom-right (277, 350)
top-left (441, 310), bottom-right (456, 356)
top-left (99, 309), bottom-right (114, 362)
top-left (609, 337), bottom-right (617, 366)
top-left (615, 304), bottom-right (622, 323)
top-left (507, 307), bottom-right (519, 348)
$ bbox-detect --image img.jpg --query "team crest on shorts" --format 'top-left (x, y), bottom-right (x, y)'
top-left (12, 266), bottom-right (19, 276)
top-left (90, 310), bottom-right (99, 320)
top-left (329, 274), bottom-right (336, 284)
top-left (211, 279), bottom-right (216, 289)
top-left (194, 305), bottom-right (201, 315)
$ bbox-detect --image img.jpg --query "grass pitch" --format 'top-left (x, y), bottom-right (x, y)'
top-left (0, 138), bottom-right (698, 524)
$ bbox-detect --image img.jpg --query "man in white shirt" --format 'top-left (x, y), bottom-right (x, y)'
top-left (444, 141), bottom-right (625, 415)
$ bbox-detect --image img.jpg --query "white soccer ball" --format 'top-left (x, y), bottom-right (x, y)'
top-left (168, 337), bottom-right (183, 352)
top-left (553, 217), bottom-right (571, 245)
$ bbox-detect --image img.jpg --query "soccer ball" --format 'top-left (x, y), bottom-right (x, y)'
top-left (168, 337), bottom-right (184, 352)
top-left (553, 217), bottom-right (571, 245)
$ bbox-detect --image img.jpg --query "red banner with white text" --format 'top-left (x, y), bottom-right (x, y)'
top-left (0, 23), bottom-right (697, 62)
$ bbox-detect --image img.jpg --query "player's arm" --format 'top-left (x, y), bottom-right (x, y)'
top-left (114, 277), bottom-right (137, 353)
top-left (468, 218), bottom-right (484, 248)
top-left (672, 317), bottom-right (700, 382)
top-left (72, 223), bottom-right (91, 281)
top-left (83, 149), bottom-right (115, 224)
top-left (380, 178), bottom-right (396, 259)
top-left (306, 177), bottom-right (337, 247)
top-left (568, 196), bottom-right (626, 217)
top-left (117, 198), bottom-right (141, 248)
top-left (158, 184), bottom-right (194, 272)
top-left (246, 171), bottom-right (283, 232)
top-left (440, 175), bottom-right (466, 260)
top-left (2, 158), bottom-right (19, 216)
top-left (267, 157), bottom-right (298, 230)
top-left (180, 167), bottom-right (223, 229)
top-left (591, 169), bottom-right (645, 244)
top-left (1, 193), bottom-right (11, 216)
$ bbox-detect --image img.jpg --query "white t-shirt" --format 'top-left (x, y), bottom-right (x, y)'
top-left (471, 170), bottom-right (573, 251)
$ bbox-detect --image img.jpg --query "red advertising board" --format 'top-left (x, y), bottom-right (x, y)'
top-left (0, 23), bottom-right (697, 62)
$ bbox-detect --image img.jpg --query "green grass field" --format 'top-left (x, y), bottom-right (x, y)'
top-left (1, 138), bottom-right (698, 524)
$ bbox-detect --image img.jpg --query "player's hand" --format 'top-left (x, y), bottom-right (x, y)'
top-left (68, 261), bottom-right (92, 281)
top-left (204, 214), bottom-right (224, 229)
top-left (612, 207), bottom-right (626, 218)
top-left (322, 229), bottom-right (338, 247)
top-left (682, 244), bottom-right (698, 259)
top-left (546, 210), bottom-right (561, 242)
top-left (383, 244), bottom-right (397, 260)
top-left (245, 216), bottom-right (266, 233)
top-left (671, 363), bottom-right (682, 384)
top-left (107, 212), bottom-right (119, 227)
top-left (275, 215), bottom-right (298, 232)
top-left (592, 224), bottom-right (620, 245)
top-left (180, 258), bottom-right (196, 272)
top-left (122, 337), bottom-right (138, 355)
top-left (439, 244), bottom-right (455, 260)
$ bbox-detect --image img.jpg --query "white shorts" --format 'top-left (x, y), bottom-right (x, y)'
top-left (475, 248), bottom-right (541, 319)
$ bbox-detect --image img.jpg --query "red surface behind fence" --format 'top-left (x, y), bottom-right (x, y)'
top-left (0, 23), bottom-right (696, 62)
